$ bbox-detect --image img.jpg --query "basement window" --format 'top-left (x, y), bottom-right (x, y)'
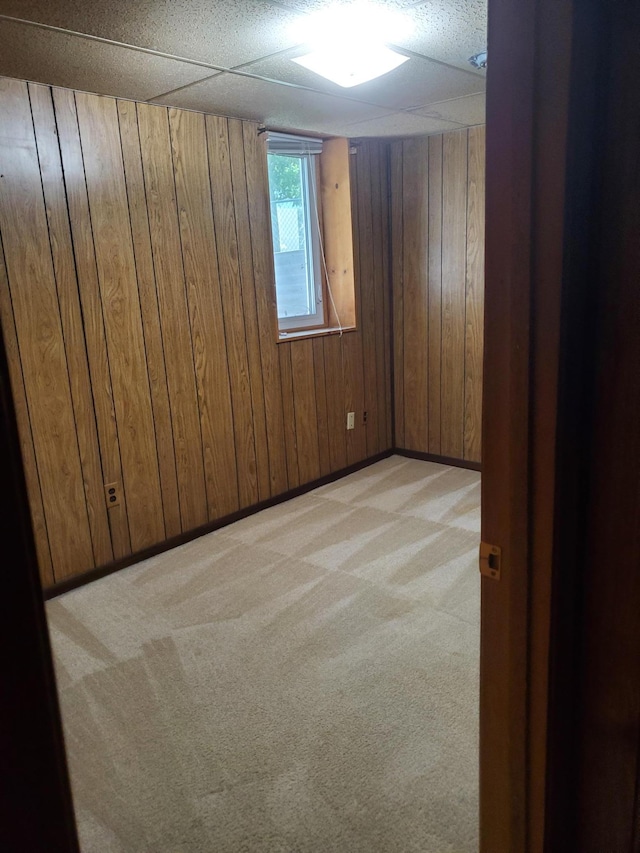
top-left (267, 133), bottom-right (324, 332)
top-left (266, 132), bottom-right (357, 340)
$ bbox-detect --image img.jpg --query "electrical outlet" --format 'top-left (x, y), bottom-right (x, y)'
top-left (346, 411), bottom-right (355, 430)
top-left (104, 481), bottom-right (122, 509)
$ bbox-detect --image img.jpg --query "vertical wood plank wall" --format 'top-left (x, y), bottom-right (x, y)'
top-left (390, 126), bottom-right (485, 464)
top-left (0, 77), bottom-right (392, 587)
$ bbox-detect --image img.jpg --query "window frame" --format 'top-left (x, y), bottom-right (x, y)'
top-left (265, 134), bottom-right (357, 342)
top-left (268, 150), bottom-right (326, 333)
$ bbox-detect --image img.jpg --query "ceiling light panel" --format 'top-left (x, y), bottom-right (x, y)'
top-left (292, 44), bottom-right (408, 88)
top-left (246, 51), bottom-right (483, 110)
top-left (0, 19), bottom-right (217, 101)
top-left (0, 0), bottom-right (304, 67)
top-left (270, 0), bottom-right (424, 11)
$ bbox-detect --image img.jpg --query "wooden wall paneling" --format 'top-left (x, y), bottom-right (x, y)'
top-left (205, 114), bottom-right (258, 508)
top-left (74, 92), bottom-right (165, 553)
top-left (290, 339), bottom-right (321, 484)
top-left (401, 136), bottom-right (429, 452)
top-left (369, 141), bottom-right (389, 454)
top-left (355, 142), bottom-right (379, 457)
top-left (464, 126), bottom-right (485, 463)
top-left (117, 99), bottom-right (182, 538)
top-left (227, 119), bottom-right (271, 502)
top-left (390, 141), bottom-right (404, 447)
top-left (312, 337), bottom-right (331, 477)
top-left (0, 243), bottom-right (54, 585)
top-left (167, 107), bottom-right (239, 519)
top-left (136, 102), bottom-right (208, 531)
top-left (0, 78), bottom-right (94, 580)
top-left (427, 134), bottom-right (444, 455)
top-left (241, 123), bottom-right (288, 495)
top-left (440, 130), bottom-right (468, 459)
top-left (344, 151), bottom-right (367, 465)
top-left (322, 334), bottom-right (348, 472)
top-left (29, 83), bottom-right (113, 568)
top-left (52, 87), bottom-right (131, 559)
top-left (279, 344), bottom-right (299, 489)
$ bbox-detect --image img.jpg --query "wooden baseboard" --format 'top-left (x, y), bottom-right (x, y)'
top-left (393, 447), bottom-right (482, 472)
top-left (44, 447), bottom-right (481, 599)
top-left (44, 450), bottom-right (394, 600)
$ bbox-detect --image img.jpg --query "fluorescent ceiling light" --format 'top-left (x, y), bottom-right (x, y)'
top-left (293, 44), bottom-right (409, 88)
top-left (290, 2), bottom-right (412, 88)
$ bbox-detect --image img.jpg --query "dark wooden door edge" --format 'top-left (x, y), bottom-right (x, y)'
top-left (0, 324), bottom-right (80, 851)
top-left (45, 449), bottom-right (394, 600)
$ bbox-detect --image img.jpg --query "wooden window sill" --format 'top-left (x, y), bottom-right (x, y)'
top-left (277, 324), bottom-right (357, 343)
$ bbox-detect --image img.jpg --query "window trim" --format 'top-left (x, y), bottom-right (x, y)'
top-left (264, 134), bottom-right (357, 342)
top-left (271, 151), bottom-right (325, 333)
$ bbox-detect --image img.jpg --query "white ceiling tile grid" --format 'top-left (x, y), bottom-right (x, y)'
top-left (0, 19), bottom-right (217, 102)
top-left (0, 0), bottom-right (487, 136)
top-left (0, 0), bottom-right (303, 67)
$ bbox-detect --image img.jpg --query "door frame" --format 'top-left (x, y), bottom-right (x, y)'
top-left (0, 320), bottom-right (80, 851)
top-left (481, 0), bottom-right (633, 850)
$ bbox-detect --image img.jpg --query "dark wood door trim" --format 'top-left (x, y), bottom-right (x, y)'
top-left (0, 321), bottom-right (79, 851)
top-left (482, 0), bottom-right (605, 848)
top-left (483, 0), bottom-right (639, 850)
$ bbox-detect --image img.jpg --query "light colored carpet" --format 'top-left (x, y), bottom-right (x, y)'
top-left (47, 455), bottom-right (481, 853)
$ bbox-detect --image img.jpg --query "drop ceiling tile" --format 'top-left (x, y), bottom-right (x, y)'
top-left (345, 110), bottom-right (463, 137)
top-left (412, 92), bottom-right (485, 125)
top-left (392, 0), bottom-right (488, 74)
top-left (151, 72), bottom-right (390, 135)
top-left (0, 20), bottom-right (218, 101)
top-left (241, 51), bottom-right (483, 110)
top-left (0, 0), bottom-right (304, 67)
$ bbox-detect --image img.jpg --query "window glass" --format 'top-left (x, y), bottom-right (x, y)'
top-left (267, 150), bottom-right (324, 332)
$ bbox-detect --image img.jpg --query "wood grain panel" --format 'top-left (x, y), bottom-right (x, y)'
top-left (323, 334), bottom-right (348, 472)
top-left (313, 337), bottom-right (331, 477)
top-left (402, 137), bottom-right (430, 452)
top-left (464, 126), bottom-right (485, 463)
top-left (0, 243), bottom-right (53, 585)
top-left (428, 134), bottom-right (444, 455)
top-left (136, 101), bottom-right (208, 532)
top-left (52, 86), bottom-right (131, 560)
top-left (0, 78), bottom-right (94, 579)
top-left (379, 142), bottom-right (392, 450)
top-left (75, 92), bottom-right (165, 553)
top-left (241, 123), bottom-right (289, 496)
top-left (205, 114), bottom-right (258, 508)
top-left (345, 151), bottom-right (367, 465)
top-left (290, 339), bottom-right (321, 484)
top-left (369, 141), bottom-right (389, 455)
top-left (441, 130), bottom-right (468, 459)
top-left (29, 83), bottom-right (113, 568)
top-left (227, 119), bottom-right (271, 502)
top-left (0, 81), bottom-right (393, 587)
top-left (117, 99), bottom-right (182, 538)
top-left (392, 127), bottom-right (484, 465)
top-left (168, 107), bottom-right (239, 519)
top-left (279, 343), bottom-right (299, 489)
top-left (390, 141), bottom-right (404, 448)
top-left (356, 142), bottom-right (379, 458)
